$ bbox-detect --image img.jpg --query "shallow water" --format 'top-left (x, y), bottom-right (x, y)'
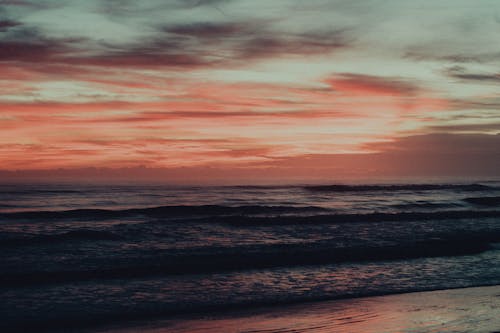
top-left (102, 285), bottom-right (499, 333)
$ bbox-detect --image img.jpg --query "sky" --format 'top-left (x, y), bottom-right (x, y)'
top-left (0, 0), bottom-right (499, 182)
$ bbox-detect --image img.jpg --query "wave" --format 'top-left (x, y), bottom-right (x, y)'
top-left (464, 196), bottom-right (500, 207)
top-left (3, 205), bottom-right (500, 226)
top-left (0, 229), bottom-right (122, 247)
top-left (2, 231), bottom-right (499, 287)
top-left (0, 204), bottom-right (329, 220)
top-left (0, 204), bottom-right (21, 208)
top-left (229, 185), bottom-right (291, 189)
top-left (213, 210), bottom-right (500, 226)
top-left (390, 202), bottom-right (464, 210)
top-left (0, 189), bottom-right (84, 195)
top-left (303, 183), bottom-right (495, 192)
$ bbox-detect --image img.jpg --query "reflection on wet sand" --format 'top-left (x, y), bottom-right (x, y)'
top-left (100, 285), bottom-right (500, 333)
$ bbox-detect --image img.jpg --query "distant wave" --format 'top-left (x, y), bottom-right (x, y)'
top-left (2, 231), bottom-right (499, 287)
top-left (3, 206), bottom-right (500, 225)
top-left (303, 183), bottom-right (495, 192)
top-left (229, 185), bottom-right (291, 189)
top-left (214, 210), bottom-right (500, 226)
top-left (0, 189), bottom-right (84, 195)
top-left (464, 196), bottom-right (500, 207)
top-left (389, 202), bottom-right (464, 210)
top-left (0, 204), bottom-right (21, 208)
top-left (0, 230), bottom-right (122, 247)
top-left (0, 205), bottom-right (329, 220)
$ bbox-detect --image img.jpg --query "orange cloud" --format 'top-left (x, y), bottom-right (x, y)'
top-left (326, 74), bottom-right (420, 96)
top-left (0, 68), bottom-right (456, 173)
top-left (2, 133), bottom-right (498, 183)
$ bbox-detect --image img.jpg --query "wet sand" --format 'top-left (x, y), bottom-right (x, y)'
top-left (93, 285), bottom-right (500, 333)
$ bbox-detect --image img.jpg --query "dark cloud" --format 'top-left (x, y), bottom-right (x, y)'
top-left (0, 21), bottom-right (80, 63)
top-left (428, 123), bottom-right (500, 133)
top-left (451, 97), bottom-right (500, 111)
top-left (69, 49), bottom-right (212, 68)
top-left (0, 19), bottom-right (20, 31)
top-left (440, 53), bottom-right (500, 64)
top-left (0, 17), bottom-right (350, 70)
top-left (67, 28), bottom-right (220, 68)
top-left (0, 0), bottom-right (34, 6)
top-left (405, 50), bottom-right (500, 64)
top-left (237, 30), bottom-right (348, 59)
top-left (165, 21), bottom-right (349, 57)
top-left (183, 0), bottom-right (229, 6)
top-left (0, 22), bottom-right (213, 68)
top-left (163, 22), bottom-right (350, 63)
top-left (0, 0), bottom-right (51, 9)
top-left (444, 66), bottom-right (500, 83)
top-left (0, 40), bottom-right (65, 61)
top-left (98, 0), bottom-right (230, 18)
top-left (165, 22), bottom-right (247, 39)
top-left (451, 73), bottom-right (500, 82)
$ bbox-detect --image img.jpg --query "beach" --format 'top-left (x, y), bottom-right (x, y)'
top-left (93, 285), bottom-right (500, 333)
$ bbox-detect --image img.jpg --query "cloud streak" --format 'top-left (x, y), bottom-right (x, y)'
top-left (326, 74), bottom-right (420, 96)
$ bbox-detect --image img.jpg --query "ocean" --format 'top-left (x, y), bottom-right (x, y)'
top-left (1, 180), bottom-right (500, 332)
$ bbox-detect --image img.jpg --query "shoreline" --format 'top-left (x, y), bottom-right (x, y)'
top-left (85, 284), bottom-right (500, 333)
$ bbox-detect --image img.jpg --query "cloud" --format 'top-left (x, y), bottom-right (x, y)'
top-left (428, 123), bottom-right (500, 133)
top-left (0, 19), bottom-right (20, 31)
top-left (97, 0), bottom-right (230, 18)
top-left (444, 66), bottom-right (500, 83)
top-left (0, 99), bottom-right (348, 125)
top-left (0, 0), bottom-right (43, 7)
top-left (325, 73), bottom-right (420, 96)
top-left (68, 46), bottom-right (213, 68)
top-left (0, 100), bottom-right (134, 114)
top-left (0, 22), bottom-right (78, 63)
top-left (2, 1), bottom-right (499, 181)
top-left (450, 97), bottom-right (500, 111)
top-left (0, 21), bottom-right (211, 68)
top-left (450, 73), bottom-right (500, 83)
top-left (0, 40), bottom-right (67, 62)
top-left (365, 133), bottom-right (500, 155)
top-left (2, 133), bottom-right (499, 182)
top-left (84, 23), bottom-right (350, 68)
top-left (405, 50), bottom-right (500, 64)
top-left (237, 32), bottom-right (347, 60)
top-left (165, 22), bottom-right (247, 38)
top-left (0, 15), bottom-right (350, 71)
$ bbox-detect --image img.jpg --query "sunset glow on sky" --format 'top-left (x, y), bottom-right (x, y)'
top-left (1, 0), bottom-right (499, 181)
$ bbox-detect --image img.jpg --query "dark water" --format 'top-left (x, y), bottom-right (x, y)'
top-left (1, 181), bottom-right (500, 332)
